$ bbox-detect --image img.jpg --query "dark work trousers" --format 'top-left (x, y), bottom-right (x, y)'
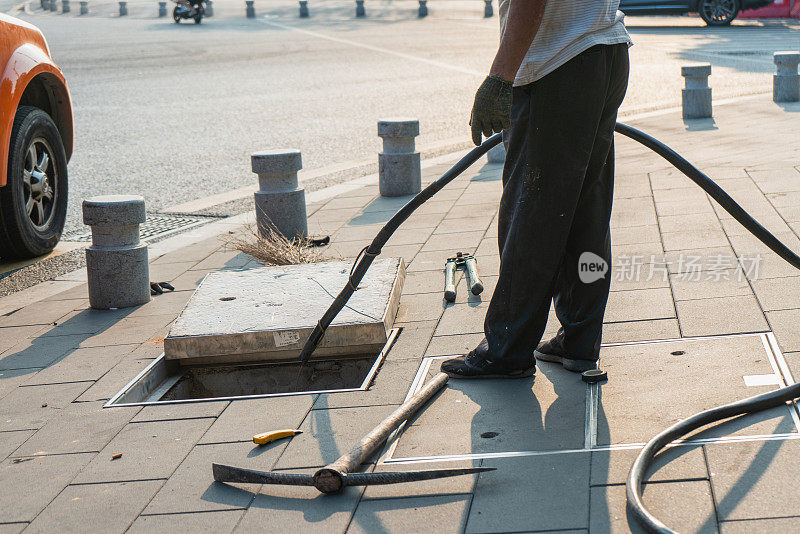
top-left (484, 43), bottom-right (629, 368)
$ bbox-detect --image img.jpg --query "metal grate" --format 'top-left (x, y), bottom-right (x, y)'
top-left (63, 213), bottom-right (211, 243)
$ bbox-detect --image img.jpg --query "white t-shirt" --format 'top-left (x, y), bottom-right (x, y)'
top-left (498, 0), bottom-right (633, 86)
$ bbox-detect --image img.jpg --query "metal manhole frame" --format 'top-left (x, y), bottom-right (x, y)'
top-left (62, 213), bottom-right (214, 244)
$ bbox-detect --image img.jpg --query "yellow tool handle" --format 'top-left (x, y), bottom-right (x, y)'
top-left (252, 429), bottom-right (302, 445)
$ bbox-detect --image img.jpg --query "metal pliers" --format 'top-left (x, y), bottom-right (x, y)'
top-left (444, 252), bottom-right (483, 302)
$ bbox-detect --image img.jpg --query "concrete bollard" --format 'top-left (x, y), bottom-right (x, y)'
top-left (378, 119), bottom-right (421, 197)
top-left (158, 0), bottom-right (166, 16)
top-left (40, 0), bottom-right (46, 10)
top-left (83, 195), bottom-right (150, 310)
top-left (80, 0), bottom-right (88, 14)
top-left (48, 0), bottom-right (56, 12)
top-left (487, 142), bottom-right (505, 163)
top-left (418, 0), bottom-right (427, 17)
top-left (355, 0), bottom-right (364, 16)
top-left (62, 0), bottom-right (70, 12)
top-left (298, 0), bottom-right (308, 17)
top-left (118, 0), bottom-right (127, 15)
top-left (252, 150), bottom-right (308, 240)
top-left (205, 0), bottom-right (213, 15)
top-left (681, 64), bottom-right (712, 119)
top-left (773, 51), bottom-right (800, 103)
top-left (484, 0), bottom-right (492, 17)
top-left (245, 0), bottom-right (255, 17)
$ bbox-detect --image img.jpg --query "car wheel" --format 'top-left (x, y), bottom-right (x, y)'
top-left (173, 6), bottom-right (180, 22)
top-left (699, 0), bottom-right (739, 25)
top-left (0, 106), bottom-right (68, 260)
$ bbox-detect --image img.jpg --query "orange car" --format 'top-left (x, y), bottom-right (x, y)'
top-left (0, 14), bottom-right (72, 259)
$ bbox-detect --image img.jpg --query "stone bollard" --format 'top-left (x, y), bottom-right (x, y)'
top-left (298, 0), bottom-right (308, 17)
top-left (62, 0), bottom-right (70, 12)
top-left (681, 64), bottom-right (712, 119)
top-left (158, 0), bottom-right (166, 16)
top-left (80, 0), bottom-right (88, 13)
top-left (40, 0), bottom-right (46, 10)
top-left (487, 141), bottom-right (505, 163)
top-left (252, 150), bottom-right (308, 240)
top-left (418, 0), bottom-right (427, 17)
top-left (483, 0), bottom-right (492, 17)
top-left (48, 0), bottom-right (56, 12)
top-left (83, 195), bottom-right (150, 310)
top-left (118, 0), bottom-right (127, 15)
top-left (378, 119), bottom-right (421, 197)
top-left (245, 0), bottom-right (255, 17)
top-left (773, 51), bottom-right (800, 103)
top-left (355, 0), bottom-right (364, 16)
top-left (205, 0), bottom-right (213, 15)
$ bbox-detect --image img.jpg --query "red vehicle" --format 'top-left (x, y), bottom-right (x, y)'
top-left (0, 14), bottom-right (73, 259)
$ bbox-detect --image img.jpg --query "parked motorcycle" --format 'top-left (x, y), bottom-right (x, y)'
top-left (173, 0), bottom-right (204, 23)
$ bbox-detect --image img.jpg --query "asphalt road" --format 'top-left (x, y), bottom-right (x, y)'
top-left (5, 1), bottom-right (798, 233)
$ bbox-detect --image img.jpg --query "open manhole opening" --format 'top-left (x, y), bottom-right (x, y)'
top-left (106, 328), bottom-right (399, 406)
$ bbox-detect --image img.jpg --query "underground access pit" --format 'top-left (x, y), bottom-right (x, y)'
top-left (105, 328), bottom-right (399, 406)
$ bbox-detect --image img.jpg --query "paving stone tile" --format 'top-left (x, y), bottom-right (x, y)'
top-left (385, 228), bottom-right (435, 247)
top-left (0, 367), bottom-right (41, 402)
top-left (351, 494), bottom-right (472, 534)
top-left (601, 318), bottom-right (680, 344)
top-left (26, 479), bottom-right (163, 533)
top-left (751, 276), bottom-right (800, 311)
top-left (706, 439), bottom-right (800, 521)
top-left (418, 231), bottom-right (484, 254)
top-left (402, 270), bottom-right (447, 295)
top-left (589, 480), bottom-right (716, 534)
top-left (0, 333), bottom-right (85, 371)
top-left (147, 260), bottom-right (197, 285)
top-left (596, 336), bottom-right (794, 446)
top-left (669, 268), bottom-right (752, 302)
top-left (0, 381), bottom-right (92, 432)
top-left (0, 523), bottom-right (26, 534)
top-left (425, 333), bottom-right (484, 357)
top-left (654, 197), bottom-right (714, 217)
top-left (73, 417), bottom-right (214, 483)
top-left (144, 441), bottom-right (282, 514)
top-left (0, 325), bottom-right (47, 356)
top-left (395, 362), bottom-right (584, 457)
top-left (236, 470), bottom-right (362, 533)
top-left (434, 217), bottom-right (492, 235)
top-left (767, 309), bottom-right (800, 356)
top-left (720, 213), bottom-right (792, 237)
top-left (590, 444), bottom-right (707, 486)
top-left (401, 212), bottom-right (447, 230)
top-left (611, 225), bottom-right (662, 245)
top-left (75, 357), bottom-right (154, 402)
top-left (604, 288), bottom-right (675, 323)
top-left (127, 289), bottom-right (196, 319)
top-left (661, 228), bottom-right (729, 252)
top-left (610, 197), bottom-right (657, 228)
top-left (275, 405), bottom-right (397, 469)
top-left (79, 314), bottom-right (175, 348)
top-left (395, 293), bottom-right (446, 323)
top-left (200, 395), bottom-right (314, 445)
top-left (151, 238), bottom-right (221, 264)
top-left (0, 298), bottom-right (83, 328)
top-left (675, 295), bottom-right (768, 337)
top-left (454, 276), bottom-right (496, 305)
top-left (467, 453), bottom-right (590, 533)
top-left (609, 272), bottom-right (671, 292)
top-left (22, 344), bottom-right (138, 386)
top-left (658, 212), bottom-right (723, 234)
top-left (166, 268), bottom-right (213, 293)
top-left (473, 237), bottom-right (498, 258)
top-left (612, 241), bottom-right (665, 260)
top-left (433, 303), bottom-right (486, 337)
top-left (130, 510), bottom-right (245, 533)
top-left (38, 307), bottom-right (133, 338)
top-left (728, 231), bottom-right (800, 279)
top-left (474, 254), bottom-right (499, 277)
top-left (387, 321), bottom-right (436, 361)
top-left (363, 460), bottom-right (479, 499)
top-left (0, 430), bottom-right (34, 461)
top-left (133, 400), bottom-right (229, 422)
top-left (662, 246), bottom-right (737, 275)
top-left (719, 517), bottom-right (800, 533)
top-left (0, 452), bottom-right (95, 522)
top-left (333, 223), bottom-right (390, 243)
top-left (13, 401), bottom-right (138, 457)
top-left (313, 358), bottom-right (420, 409)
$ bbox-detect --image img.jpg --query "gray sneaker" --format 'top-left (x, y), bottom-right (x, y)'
top-left (533, 336), bottom-right (597, 373)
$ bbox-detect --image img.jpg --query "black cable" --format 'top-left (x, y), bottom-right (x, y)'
top-left (615, 123), bottom-right (800, 533)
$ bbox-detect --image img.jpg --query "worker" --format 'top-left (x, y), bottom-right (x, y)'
top-left (442, 0), bottom-right (631, 378)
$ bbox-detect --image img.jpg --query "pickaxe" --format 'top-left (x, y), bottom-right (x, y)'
top-left (212, 372), bottom-right (494, 493)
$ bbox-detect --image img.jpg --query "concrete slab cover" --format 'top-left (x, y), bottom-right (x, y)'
top-left (164, 258), bottom-right (405, 363)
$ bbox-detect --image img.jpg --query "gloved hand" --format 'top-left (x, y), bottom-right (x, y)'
top-left (469, 75), bottom-right (513, 146)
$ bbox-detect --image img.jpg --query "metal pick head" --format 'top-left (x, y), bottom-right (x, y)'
top-left (212, 463), bottom-right (315, 486)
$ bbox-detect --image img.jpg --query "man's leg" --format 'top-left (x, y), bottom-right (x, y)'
top-left (442, 45), bottom-right (624, 377)
top-left (539, 44), bottom-right (630, 369)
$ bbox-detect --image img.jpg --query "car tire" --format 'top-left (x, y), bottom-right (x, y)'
top-left (699, 0), bottom-right (739, 25)
top-left (0, 106), bottom-right (68, 260)
top-left (173, 6), bottom-right (180, 22)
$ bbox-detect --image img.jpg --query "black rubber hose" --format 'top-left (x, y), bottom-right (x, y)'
top-left (296, 132), bottom-right (503, 363)
top-left (615, 123), bottom-right (800, 533)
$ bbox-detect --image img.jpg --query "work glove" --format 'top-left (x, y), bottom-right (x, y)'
top-left (469, 75), bottom-right (513, 146)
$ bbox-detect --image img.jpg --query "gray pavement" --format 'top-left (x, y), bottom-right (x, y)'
top-left (3, 3), bottom-right (797, 239)
top-left (0, 93), bottom-right (797, 532)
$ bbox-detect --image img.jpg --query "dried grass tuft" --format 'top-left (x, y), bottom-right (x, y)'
top-left (225, 223), bottom-right (326, 266)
